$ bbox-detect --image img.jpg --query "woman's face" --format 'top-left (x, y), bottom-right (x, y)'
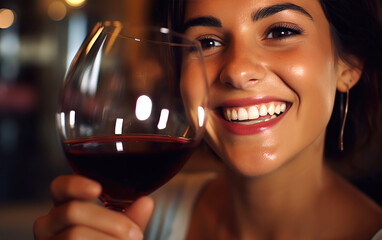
top-left (183, 0), bottom-right (340, 176)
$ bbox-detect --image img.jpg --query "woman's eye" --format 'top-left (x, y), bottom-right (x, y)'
top-left (265, 26), bottom-right (303, 40)
top-left (198, 38), bottom-right (223, 50)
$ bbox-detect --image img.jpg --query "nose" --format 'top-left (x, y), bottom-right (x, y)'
top-left (219, 43), bottom-right (266, 89)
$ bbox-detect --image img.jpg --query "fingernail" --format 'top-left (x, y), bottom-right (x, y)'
top-left (129, 228), bottom-right (143, 240)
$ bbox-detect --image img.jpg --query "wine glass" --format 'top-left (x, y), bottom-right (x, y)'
top-left (56, 21), bottom-right (208, 212)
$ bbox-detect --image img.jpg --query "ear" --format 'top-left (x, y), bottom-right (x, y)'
top-left (336, 58), bottom-right (363, 93)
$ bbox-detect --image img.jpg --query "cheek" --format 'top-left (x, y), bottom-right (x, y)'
top-left (271, 43), bottom-right (338, 131)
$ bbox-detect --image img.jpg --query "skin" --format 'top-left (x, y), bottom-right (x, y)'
top-left (184, 0), bottom-right (342, 177)
top-left (34, 0), bottom-right (382, 239)
top-left (33, 175), bottom-right (154, 240)
top-left (182, 0), bottom-right (382, 239)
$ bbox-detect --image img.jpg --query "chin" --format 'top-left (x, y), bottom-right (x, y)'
top-left (210, 143), bottom-right (288, 178)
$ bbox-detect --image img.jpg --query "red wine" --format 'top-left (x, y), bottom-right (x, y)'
top-left (63, 135), bottom-right (195, 203)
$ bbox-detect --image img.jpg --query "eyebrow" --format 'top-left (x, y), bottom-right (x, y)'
top-left (182, 3), bottom-right (313, 32)
top-left (182, 16), bottom-right (222, 32)
top-left (253, 3), bottom-right (313, 21)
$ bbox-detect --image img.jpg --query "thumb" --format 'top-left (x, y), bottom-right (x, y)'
top-left (125, 196), bottom-right (154, 231)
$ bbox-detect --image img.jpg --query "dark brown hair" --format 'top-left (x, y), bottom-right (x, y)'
top-left (320, 0), bottom-right (382, 162)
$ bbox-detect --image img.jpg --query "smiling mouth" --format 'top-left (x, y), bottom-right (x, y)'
top-left (221, 101), bottom-right (289, 125)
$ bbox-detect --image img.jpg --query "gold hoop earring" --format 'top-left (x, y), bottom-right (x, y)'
top-left (339, 85), bottom-right (350, 151)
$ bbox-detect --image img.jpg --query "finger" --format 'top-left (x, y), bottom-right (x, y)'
top-left (50, 175), bottom-right (102, 206)
top-left (53, 226), bottom-right (119, 240)
top-left (34, 214), bottom-right (51, 240)
top-left (43, 200), bottom-right (143, 239)
top-left (125, 196), bottom-right (154, 231)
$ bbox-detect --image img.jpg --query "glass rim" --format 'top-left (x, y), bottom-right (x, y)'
top-left (92, 21), bottom-right (202, 48)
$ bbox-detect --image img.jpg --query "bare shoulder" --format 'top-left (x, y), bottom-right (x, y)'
top-left (324, 169), bottom-right (382, 239)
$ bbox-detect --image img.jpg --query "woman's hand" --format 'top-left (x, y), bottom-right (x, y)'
top-left (33, 175), bottom-right (154, 240)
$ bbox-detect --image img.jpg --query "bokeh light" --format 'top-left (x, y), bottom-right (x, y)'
top-left (47, 1), bottom-right (67, 21)
top-left (135, 95), bottom-right (152, 121)
top-left (0, 9), bottom-right (15, 29)
top-left (65, 0), bottom-right (87, 8)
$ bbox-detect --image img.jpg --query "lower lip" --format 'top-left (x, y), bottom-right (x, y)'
top-left (216, 110), bottom-right (287, 136)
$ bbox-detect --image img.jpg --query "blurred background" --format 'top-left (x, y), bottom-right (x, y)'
top-left (0, 0), bottom-right (165, 238)
top-left (0, 0), bottom-right (381, 239)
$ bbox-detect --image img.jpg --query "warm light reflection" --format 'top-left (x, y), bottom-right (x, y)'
top-left (48, 1), bottom-right (67, 21)
top-left (160, 27), bottom-right (170, 34)
top-left (135, 95), bottom-right (152, 121)
top-left (86, 26), bottom-right (104, 54)
top-left (65, 0), bottom-right (86, 7)
top-left (116, 142), bottom-right (124, 152)
top-left (157, 109), bottom-right (169, 130)
top-left (290, 66), bottom-right (305, 77)
top-left (0, 9), bottom-right (15, 29)
top-left (69, 110), bottom-right (75, 128)
top-left (60, 112), bottom-right (66, 129)
top-left (198, 106), bottom-right (205, 127)
top-left (115, 118), bottom-right (123, 135)
top-left (59, 112), bottom-right (67, 137)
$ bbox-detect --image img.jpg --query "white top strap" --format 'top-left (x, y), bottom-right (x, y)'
top-left (144, 172), bottom-right (216, 240)
top-left (372, 228), bottom-right (382, 240)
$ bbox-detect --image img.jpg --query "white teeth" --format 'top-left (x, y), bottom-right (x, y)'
top-left (268, 103), bottom-right (275, 116)
top-left (248, 106), bottom-right (259, 119)
top-left (223, 102), bottom-right (288, 122)
top-left (280, 103), bottom-right (286, 112)
top-left (237, 108), bottom-right (248, 120)
top-left (259, 105), bottom-right (268, 116)
top-left (232, 109), bottom-right (238, 120)
top-left (264, 114), bottom-right (277, 122)
top-left (239, 114), bottom-right (277, 125)
top-left (275, 105), bottom-right (281, 115)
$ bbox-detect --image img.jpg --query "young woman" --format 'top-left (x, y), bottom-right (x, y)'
top-left (34, 0), bottom-right (382, 239)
